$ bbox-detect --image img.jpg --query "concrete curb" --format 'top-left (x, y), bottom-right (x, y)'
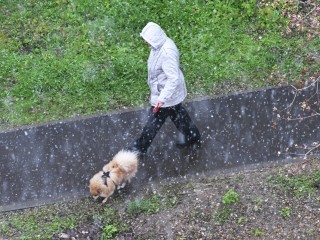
top-left (1, 85), bottom-right (319, 212)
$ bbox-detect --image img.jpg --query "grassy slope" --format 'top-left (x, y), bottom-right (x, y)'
top-left (1, 0), bottom-right (319, 129)
top-left (0, 161), bottom-right (319, 239)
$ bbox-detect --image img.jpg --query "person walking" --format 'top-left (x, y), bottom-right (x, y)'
top-left (129, 22), bottom-right (200, 154)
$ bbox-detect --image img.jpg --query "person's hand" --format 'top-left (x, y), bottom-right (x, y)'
top-left (153, 101), bottom-right (164, 113)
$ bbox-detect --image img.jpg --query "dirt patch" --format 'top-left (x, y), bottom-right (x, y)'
top-left (60, 162), bottom-right (320, 239)
top-left (112, 160), bottom-right (320, 240)
top-left (1, 159), bottom-right (320, 240)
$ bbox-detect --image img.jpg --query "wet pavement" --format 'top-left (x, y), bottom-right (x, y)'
top-left (1, 85), bottom-right (319, 211)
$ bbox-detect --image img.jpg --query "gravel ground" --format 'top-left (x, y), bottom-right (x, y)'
top-left (1, 159), bottom-right (319, 240)
top-left (111, 160), bottom-right (320, 240)
top-left (60, 159), bottom-right (320, 239)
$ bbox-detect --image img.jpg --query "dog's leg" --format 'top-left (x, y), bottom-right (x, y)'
top-left (118, 181), bottom-right (126, 189)
top-left (101, 191), bottom-right (113, 203)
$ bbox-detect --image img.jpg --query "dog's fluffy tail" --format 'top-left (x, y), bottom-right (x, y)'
top-left (113, 149), bottom-right (139, 171)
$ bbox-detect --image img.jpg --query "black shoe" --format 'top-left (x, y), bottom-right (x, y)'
top-left (175, 142), bottom-right (188, 149)
top-left (175, 138), bottom-right (201, 149)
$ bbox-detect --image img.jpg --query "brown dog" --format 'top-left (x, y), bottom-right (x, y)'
top-left (89, 150), bottom-right (139, 203)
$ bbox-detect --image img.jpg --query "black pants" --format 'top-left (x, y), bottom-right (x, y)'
top-left (131, 103), bottom-right (200, 153)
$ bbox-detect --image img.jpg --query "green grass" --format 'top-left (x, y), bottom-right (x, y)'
top-left (0, 209), bottom-right (77, 239)
top-left (268, 169), bottom-right (320, 198)
top-left (215, 207), bottom-right (233, 224)
top-left (125, 185), bottom-right (182, 217)
top-left (0, 198), bottom-right (128, 240)
top-left (280, 207), bottom-right (292, 218)
top-left (215, 188), bottom-right (240, 223)
top-left (102, 225), bottom-right (118, 239)
top-left (127, 195), bottom-right (160, 216)
top-left (4, 190), bottom-right (203, 238)
top-left (222, 189), bottom-right (240, 205)
top-left (0, 0), bottom-right (319, 129)
top-left (251, 227), bottom-right (266, 237)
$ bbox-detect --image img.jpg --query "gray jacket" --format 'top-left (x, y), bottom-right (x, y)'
top-left (140, 22), bottom-right (187, 107)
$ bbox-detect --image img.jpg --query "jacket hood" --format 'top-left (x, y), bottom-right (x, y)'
top-left (140, 22), bottom-right (167, 49)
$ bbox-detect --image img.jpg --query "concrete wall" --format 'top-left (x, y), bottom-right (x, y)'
top-left (1, 86), bottom-right (319, 212)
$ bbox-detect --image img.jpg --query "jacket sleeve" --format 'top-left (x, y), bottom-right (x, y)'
top-left (157, 48), bottom-right (180, 103)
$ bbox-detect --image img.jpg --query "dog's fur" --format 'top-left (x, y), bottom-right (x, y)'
top-left (89, 150), bottom-right (139, 203)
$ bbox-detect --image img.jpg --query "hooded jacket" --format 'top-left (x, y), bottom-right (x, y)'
top-left (140, 22), bottom-right (187, 107)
